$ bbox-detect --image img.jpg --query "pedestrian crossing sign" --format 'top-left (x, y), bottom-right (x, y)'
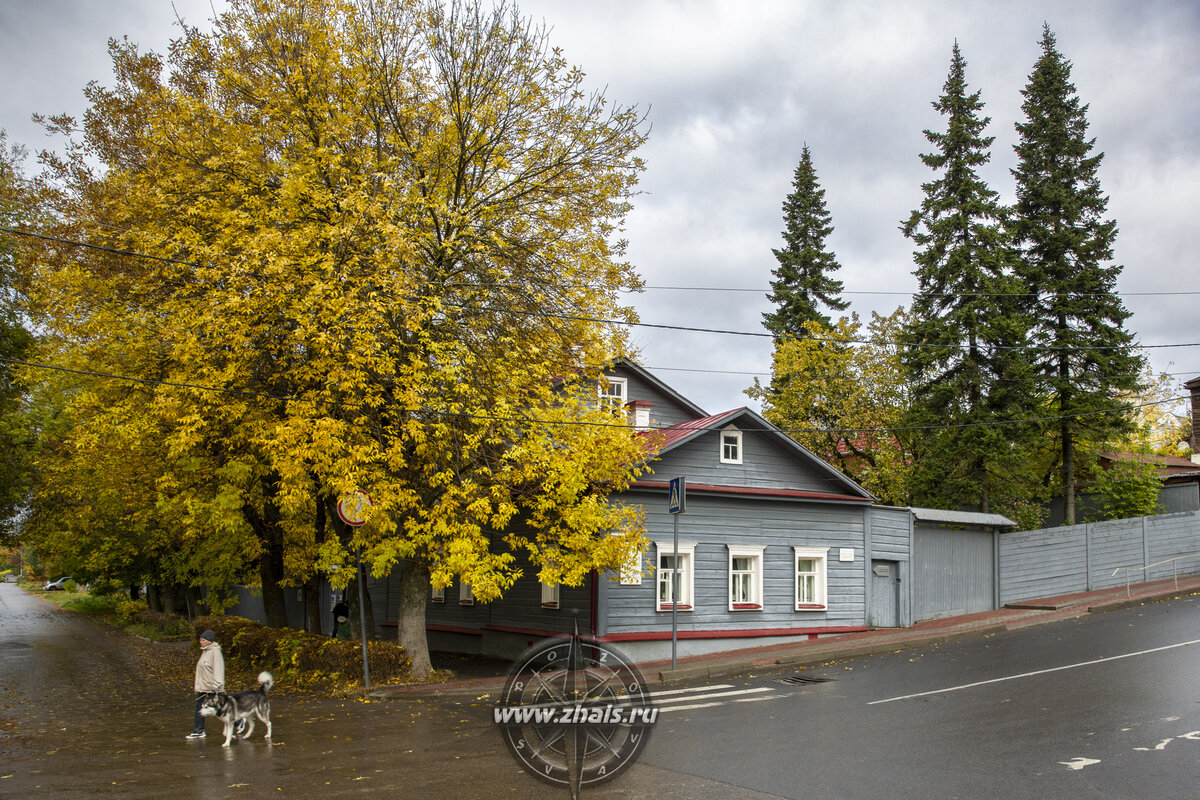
top-left (668, 476), bottom-right (686, 515)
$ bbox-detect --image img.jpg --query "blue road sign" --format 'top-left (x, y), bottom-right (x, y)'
top-left (668, 477), bottom-right (686, 515)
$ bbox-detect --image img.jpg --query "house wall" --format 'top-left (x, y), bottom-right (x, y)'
top-left (597, 489), bottom-right (872, 660)
top-left (417, 552), bottom-right (596, 660)
top-left (616, 364), bottom-right (704, 428)
top-left (998, 510), bottom-right (1200, 605)
top-left (1161, 482), bottom-right (1200, 515)
top-left (658, 431), bottom-right (856, 494)
top-left (864, 506), bottom-right (914, 627)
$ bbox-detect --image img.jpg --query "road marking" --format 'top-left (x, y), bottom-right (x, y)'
top-left (1059, 757), bottom-right (1101, 770)
top-left (1134, 731), bottom-right (1200, 752)
top-left (649, 685), bottom-right (781, 713)
top-left (647, 684), bottom-right (734, 698)
top-left (658, 694), bottom-right (782, 713)
top-left (868, 638), bottom-right (1200, 705)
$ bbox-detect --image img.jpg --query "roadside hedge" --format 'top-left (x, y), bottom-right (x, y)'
top-left (193, 615), bottom-right (412, 689)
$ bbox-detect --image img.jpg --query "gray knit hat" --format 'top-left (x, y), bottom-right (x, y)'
top-left (200, 630), bottom-right (217, 642)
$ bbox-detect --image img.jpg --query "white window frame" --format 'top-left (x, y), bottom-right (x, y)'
top-left (793, 546), bottom-right (829, 611)
top-left (720, 425), bottom-right (743, 464)
top-left (727, 545), bottom-right (765, 611)
top-left (459, 580), bottom-right (474, 606)
top-left (655, 542), bottom-right (695, 612)
top-left (540, 581), bottom-right (560, 609)
top-left (600, 377), bottom-right (628, 411)
top-left (431, 585), bottom-right (445, 604)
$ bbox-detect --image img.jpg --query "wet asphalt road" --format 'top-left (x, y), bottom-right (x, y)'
top-left (7, 580), bottom-right (1200, 799)
top-left (0, 583), bottom-right (777, 800)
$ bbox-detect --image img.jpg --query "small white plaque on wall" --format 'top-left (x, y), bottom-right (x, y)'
top-left (839, 548), bottom-right (855, 562)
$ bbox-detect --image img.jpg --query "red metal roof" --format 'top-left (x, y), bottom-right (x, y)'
top-left (629, 479), bottom-right (869, 504)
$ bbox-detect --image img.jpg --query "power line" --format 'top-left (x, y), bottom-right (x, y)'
top-left (6, 225), bottom-right (1199, 353)
top-left (636, 285), bottom-right (1200, 298)
top-left (1, 355), bottom-right (1188, 437)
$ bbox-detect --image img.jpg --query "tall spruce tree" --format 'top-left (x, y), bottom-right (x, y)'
top-left (763, 145), bottom-right (848, 338)
top-left (901, 43), bottom-right (1035, 515)
top-left (1011, 26), bottom-right (1143, 525)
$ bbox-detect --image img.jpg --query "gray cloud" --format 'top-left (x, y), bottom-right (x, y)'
top-left (3, 0), bottom-right (1196, 412)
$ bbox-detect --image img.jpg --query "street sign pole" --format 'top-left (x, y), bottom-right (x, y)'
top-left (668, 477), bottom-right (686, 669)
top-left (337, 491), bottom-right (373, 689)
top-left (672, 512), bottom-right (679, 669)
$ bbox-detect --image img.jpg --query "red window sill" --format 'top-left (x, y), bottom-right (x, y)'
top-left (658, 604), bottom-right (693, 611)
top-left (541, 603), bottom-right (559, 609)
top-left (795, 604), bottom-right (827, 611)
top-left (731, 603), bottom-right (762, 610)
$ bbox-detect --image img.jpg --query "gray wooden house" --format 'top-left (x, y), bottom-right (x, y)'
top-left (225, 360), bottom-right (1026, 659)
top-left (421, 360), bottom-right (921, 661)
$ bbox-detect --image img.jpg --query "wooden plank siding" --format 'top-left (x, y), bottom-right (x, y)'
top-left (999, 525), bottom-right (1088, 604)
top-left (911, 525), bottom-right (995, 621)
top-left (998, 511), bottom-right (1200, 605)
top-left (613, 363), bottom-right (706, 429)
top-left (599, 490), bottom-right (870, 637)
top-left (648, 429), bottom-right (858, 494)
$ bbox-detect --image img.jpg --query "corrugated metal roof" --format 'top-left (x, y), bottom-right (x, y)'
top-left (909, 507), bottom-right (1017, 528)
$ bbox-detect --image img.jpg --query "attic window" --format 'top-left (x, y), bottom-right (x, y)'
top-left (600, 377), bottom-right (627, 411)
top-left (720, 426), bottom-right (743, 464)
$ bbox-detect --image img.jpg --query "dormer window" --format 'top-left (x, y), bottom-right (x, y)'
top-left (600, 377), bottom-right (627, 411)
top-left (720, 426), bottom-right (743, 464)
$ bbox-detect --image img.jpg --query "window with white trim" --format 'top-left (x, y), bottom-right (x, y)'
top-left (793, 546), bottom-right (829, 610)
top-left (540, 581), bottom-right (560, 609)
top-left (720, 426), bottom-right (743, 464)
top-left (600, 377), bottom-right (627, 411)
top-left (656, 542), bottom-right (695, 611)
top-left (459, 580), bottom-right (475, 606)
top-left (431, 585), bottom-right (445, 603)
top-left (727, 545), bottom-right (765, 610)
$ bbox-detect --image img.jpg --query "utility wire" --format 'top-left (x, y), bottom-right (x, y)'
top-left (1, 355), bottom-right (1188, 437)
top-left (5, 225), bottom-right (1199, 354)
top-left (637, 285), bottom-right (1200, 298)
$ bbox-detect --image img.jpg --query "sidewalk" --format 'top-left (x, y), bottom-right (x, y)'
top-left (371, 575), bottom-right (1200, 699)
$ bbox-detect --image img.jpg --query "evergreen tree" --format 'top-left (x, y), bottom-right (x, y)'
top-left (1010, 26), bottom-right (1143, 525)
top-left (763, 145), bottom-right (848, 338)
top-left (901, 42), bottom-right (1036, 516)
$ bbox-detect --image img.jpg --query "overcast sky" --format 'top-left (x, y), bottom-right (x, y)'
top-left (2, 0), bottom-right (1198, 416)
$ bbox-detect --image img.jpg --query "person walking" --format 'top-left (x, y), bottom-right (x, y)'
top-left (186, 629), bottom-right (225, 740)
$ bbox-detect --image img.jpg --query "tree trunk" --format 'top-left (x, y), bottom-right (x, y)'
top-left (304, 484), bottom-right (329, 634)
top-left (147, 584), bottom-right (163, 613)
top-left (185, 586), bottom-right (208, 620)
top-left (395, 558), bottom-right (432, 680)
top-left (1062, 418), bottom-right (1076, 525)
top-left (304, 576), bottom-right (323, 635)
top-left (247, 473), bottom-right (290, 629)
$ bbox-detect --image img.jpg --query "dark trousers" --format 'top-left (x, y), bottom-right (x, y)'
top-left (193, 692), bottom-right (215, 733)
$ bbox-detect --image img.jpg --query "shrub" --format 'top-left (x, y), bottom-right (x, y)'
top-left (60, 594), bottom-right (120, 616)
top-left (87, 578), bottom-right (125, 597)
top-left (62, 579), bottom-right (78, 593)
top-left (192, 615), bottom-right (412, 689)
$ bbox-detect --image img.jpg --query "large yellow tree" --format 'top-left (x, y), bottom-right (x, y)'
top-left (29, 0), bottom-right (650, 676)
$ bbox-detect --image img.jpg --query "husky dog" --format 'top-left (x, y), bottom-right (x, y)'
top-left (198, 671), bottom-right (274, 747)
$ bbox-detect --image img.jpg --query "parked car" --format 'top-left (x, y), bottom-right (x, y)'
top-left (43, 576), bottom-right (72, 591)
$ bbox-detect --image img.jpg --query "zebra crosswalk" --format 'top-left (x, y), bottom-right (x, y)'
top-left (647, 683), bottom-right (784, 714)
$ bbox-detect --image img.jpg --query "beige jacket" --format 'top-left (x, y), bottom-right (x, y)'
top-left (194, 641), bottom-right (226, 693)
